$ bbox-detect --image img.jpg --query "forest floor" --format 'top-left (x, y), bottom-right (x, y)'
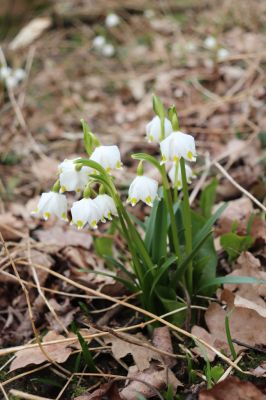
top-left (0, 0), bottom-right (266, 399)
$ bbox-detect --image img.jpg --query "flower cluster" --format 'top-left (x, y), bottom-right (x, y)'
top-left (92, 36), bottom-right (115, 57)
top-left (0, 66), bottom-right (26, 89)
top-left (34, 100), bottom-right (197, 229)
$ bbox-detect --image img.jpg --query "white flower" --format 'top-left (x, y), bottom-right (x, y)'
top-left (127, 176), bottom-right (158, 206)
top-left (71, 198), bottom-right (101, 229)
top-left (14, 68), bottom-right (26, 81)
top-left (59, 158), bottom-right (90, 192)
top-left (5, 75), bottom-right (18, 89)
top-left (102, 43), bottom-right (115, 57)
top-left (168, 163), bottom-right (194, 189)
top-left (145, 116), bottom-right (173, 143)
top-left (33, 192), bottom-right (67, 220)
top-left (0, 66), bottom-right (12, 80)
top-left (160, 131), bottom-right (197, 164)
top-left (93, 35), bottom-right (106, 49)
top-left (90, 145), bottom-right (122, 172)
top-left (204, 36), bottom-right (217, 49)
top-left (186, 42), bottom-right (197, 52)
top-left (217, 48), bottom-right (229, 61)
top-left (94, 194), bottom-right (117, 221)
top-left (105, 13), bottom-right (120, 28)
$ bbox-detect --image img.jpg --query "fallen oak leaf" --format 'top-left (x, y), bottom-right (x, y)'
top-left (75, 381), bottom-right (122, 400)
top-left (152, 326), bottom-right (176, 368)
top-left (104, 332), bottom-right (163, 371)
top-left (192, 289), bottom-right (266, 361)
top-left (199, 376), bottom-right (266, 400)
top-left (120, 365), bottom-right (182, 400)
top-left (10, 329), bottom-right (91, 371)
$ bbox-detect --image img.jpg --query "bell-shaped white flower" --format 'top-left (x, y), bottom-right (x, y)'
top-left (90, 145), bottom-right (122, 172)
top-left (14, 68), bottom-right (26, 82)
top-left (94, 194), bottom-right (118, 221)
top-left (71, 198), bottom-right (101, 229)
top-left (0, 66), bottom-right (12, 80)
top-left (59, 158), bottom-right (90, 192)
top-left (145, 116), bottom-right (173, 143)
top-left (102, 43), bottom-right (115, 57)
top-left (168, 163), bottom-right (194, 189)
top-left (105, 13), bottom-right (120, 28)
top-left (92, 35), bottom-right (106, 49)
top-left (33, 192), bottom-right (67, 220)
top-left (217, 48), bottom-right (229, 61)
top-left (160, 131), bottom-right (196, 164)
top-left (204, 36), bottom-right (217, 49)
top-left (127, 176), bottom-right (158, 207)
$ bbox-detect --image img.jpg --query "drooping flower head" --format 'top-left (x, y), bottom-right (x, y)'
top-left (71, 198), bottom-right (101, 229)
top-left (59, 158), bottom-right (90, 193)
top-left (145, 116), bottom-right (173, 143)
top-left (127, 176), bottom-right (158, 207)
top-left (160, 131), bottom-right (196, 164)
top-left (92, 35), bottom-right (106, 49)
top-left (90, 145), bottom-right (122, 172)
top-left (168, 163), bottom-right (194, 189)
top-left (94, 194), bottom-right (118, 221)
top-left (33, 192), bottom-right (67, 221)
top-left (105, 13), bottom-right (120, 28)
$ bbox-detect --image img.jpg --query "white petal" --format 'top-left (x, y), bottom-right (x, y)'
top-left (145, 116), bottom-right (173, 143)
top-left (90, 145), bottom-right (121, 171)
top-left (71, 198), bottom-right (101, 229)
top-left (128, 176), bottom-right (158, 206)
top-left (36, 192), bottom-right (67, 220)
top-left (168, 163), bottom-right (193, 189)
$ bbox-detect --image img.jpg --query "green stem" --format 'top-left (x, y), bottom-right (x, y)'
top-left (161, 165), bottom-right (181, 261)
top-left (180, 157), bottom-right (193, 294)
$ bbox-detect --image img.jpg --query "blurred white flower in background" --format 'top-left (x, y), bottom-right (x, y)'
top-left (186, 42), bottom-right (197, 52)
top-left (204, 36), bottom-right (217, 49)
top-left (92, 35), bottom-right (106, 49)
top-left (217, 48), bottom-right (230, 61)
top-left (102, 43), bottom-right (115, 57)
top-left (144, 9), bottom-right (155, 19)
top-left (0, 66), bottom-right (26, 89)
top-left (105, 13), bottom-right (120, 28)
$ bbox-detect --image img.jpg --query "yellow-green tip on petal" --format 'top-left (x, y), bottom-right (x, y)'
top-left (187, 151), bottom-right (193, 161)
top-left (145, 196), bottom-right (153, 206)
top-left (77, 220), bottom-right (84, 229)
top-left (90, 220), bottom-right (97, 229)
top-left (130, 197), bottom-right (137, 206)
top-left (43, 212), bottom-right (51, 220)
top-left (61, 212), bottom-right (68, 221)
top-left (60, 186), bottom-right (66, 193)
top-left (116, 160), bottom-right (122, 169)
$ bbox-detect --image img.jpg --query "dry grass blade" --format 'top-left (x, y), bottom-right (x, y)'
top-left (8, 390), bottom-right (53, 400)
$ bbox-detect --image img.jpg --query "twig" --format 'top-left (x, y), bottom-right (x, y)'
top-left (214, 161), bottom-right (266, 212)
top-left (8, 390), bottom-right (52, 400)
top-left (232, 339), bottom-right (266, 354)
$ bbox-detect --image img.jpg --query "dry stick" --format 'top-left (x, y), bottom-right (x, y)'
top-left (0, 234), bottom-right (71, 378)
top-left (2, 260), bottom-right (249, 374)
top-left (217, 354), bottom-right (243, 383)
top-left (55, 374), bottom-right (74, 400)
top-left (0, 383), bottom-right (9, 400)
top-left (214, 161), bottom-right (266, 213)
top-left (27, 239), bottom-right (69, 335)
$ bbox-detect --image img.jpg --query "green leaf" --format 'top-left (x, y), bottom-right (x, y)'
top-left (95, 236), bottom-right (113, 257)
top-left (220, 232), bottom-right (254, 262)
top-left (200, 178), bottom-right (218, 219)
top-left (152, 94), bottom-right (165, 119)
top-left (210, 365), bottom-right (224, 383)
top-left (155, 286), bottom-right (186, 326)
top-left (72, 324), bottom-right (96, 371)
top-left (149, 255), bottom-right (177, 297)
top-left (81, 119), bottom-right (93, 155)
top-left (199, 275), bottom-right (266, 291)
top-left (145, 196), bottom-right (168, 263)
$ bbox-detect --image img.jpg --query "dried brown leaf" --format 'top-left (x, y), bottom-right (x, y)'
top-left (199, 376), bottom-right (266, 400)
top-left (120, 365), bottom-right (182, 400)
